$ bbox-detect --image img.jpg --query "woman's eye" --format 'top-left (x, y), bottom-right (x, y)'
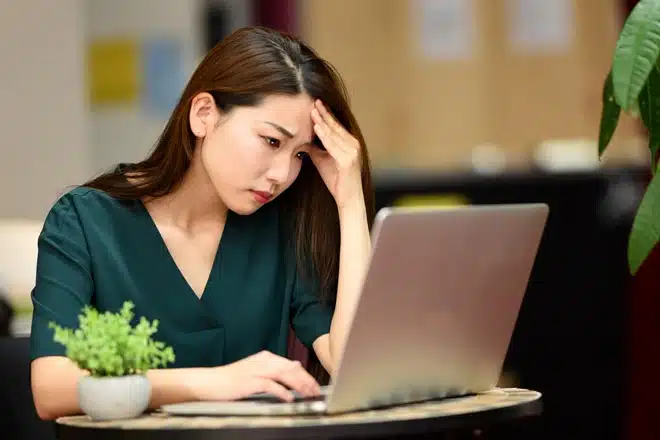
top-left (296, 151), bottom-right (309, 160)
top-left (262, 136), bottom-right (280, 148)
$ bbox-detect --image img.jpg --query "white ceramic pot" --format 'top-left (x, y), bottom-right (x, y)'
top-left (78, 375), bottom-right (151, 421)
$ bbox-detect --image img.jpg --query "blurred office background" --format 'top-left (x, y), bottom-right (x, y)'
top-left (0, 1), bottom-right (657, 439)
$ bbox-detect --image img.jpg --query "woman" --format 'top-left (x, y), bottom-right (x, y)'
top-left (29, 26), bottom-right (375, 420)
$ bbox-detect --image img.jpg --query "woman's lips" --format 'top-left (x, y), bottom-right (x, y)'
top-left (252, 190), bottom-right (273, 204)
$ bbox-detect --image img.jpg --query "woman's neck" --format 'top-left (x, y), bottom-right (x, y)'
top-left (143, 152), bottom-right (227, 233)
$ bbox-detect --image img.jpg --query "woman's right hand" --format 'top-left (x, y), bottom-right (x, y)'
top-left (192, 351), bottom-right (322, 402)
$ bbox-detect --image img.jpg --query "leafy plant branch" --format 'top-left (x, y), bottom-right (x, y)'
top-left (599, 0), bottom-right (660, 274)
top-left (49, 301), bottom-right (175, 377)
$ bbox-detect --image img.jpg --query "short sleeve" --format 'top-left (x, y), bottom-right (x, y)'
top-left (29, 194), bottom-right (93, 360)
top-left (290, 271), bottom-right (334, 349)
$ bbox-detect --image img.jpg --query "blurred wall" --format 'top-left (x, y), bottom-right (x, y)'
top-left (299, 0), bottom-right (644, 171)
top-left (0, 0), bottom-right (647, 220)
top-left (0, 0), bottom-right (253, 221)
top-left (86, 0), bottom-right (254, 174)
top-left (85, 0), bottom-right (205, 173)
top-left (0, 0), bottom-right (90, 220)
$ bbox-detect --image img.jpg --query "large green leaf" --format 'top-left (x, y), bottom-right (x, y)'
top-left (628, 166), bottom-right (660, 274)
top-left (612, 0), bottom-right (660, 110)
top-left (598, 71), bottom-right (621, 158)
top-left (638, 62), bottom-right (660, 167)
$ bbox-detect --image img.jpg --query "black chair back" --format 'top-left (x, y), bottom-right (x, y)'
top-left (0, 336), bottom-right (56, 440)
top-left (0, 293), bottom-right (13, 337)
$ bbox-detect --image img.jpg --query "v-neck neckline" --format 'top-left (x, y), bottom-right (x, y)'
top-left (135, 199), bottom-right (233, 303)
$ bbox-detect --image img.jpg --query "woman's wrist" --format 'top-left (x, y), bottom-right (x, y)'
top-left (146, 367), bottom-right (211, 407)
top-left (337, 196), bottom-right (368, 224)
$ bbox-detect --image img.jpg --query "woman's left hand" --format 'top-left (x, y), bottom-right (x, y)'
top-left (309, 100), bottom-right (364, 211)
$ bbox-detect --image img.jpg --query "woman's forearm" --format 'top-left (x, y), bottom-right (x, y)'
top-left (31, 356), bottom-right (207, 420)
top-left (31, 357), bottom-right (88, 420)
top-left (146, 366), bottom-right (207, 408)
top-left (328, 198), bottom-right (372, 369)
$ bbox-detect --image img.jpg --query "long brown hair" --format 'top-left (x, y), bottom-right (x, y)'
top-left (83, 26), bottom-right (375, 380)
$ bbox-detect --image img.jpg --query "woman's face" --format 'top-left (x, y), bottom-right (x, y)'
top-left (190, 92), bottom-right (316, 215)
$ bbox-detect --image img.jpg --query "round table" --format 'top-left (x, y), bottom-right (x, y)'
top-left (56, 387), bottom-right (542, 440)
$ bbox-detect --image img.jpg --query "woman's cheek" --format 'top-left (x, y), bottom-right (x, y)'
top-left (284, 159), bottom-right (303, 187)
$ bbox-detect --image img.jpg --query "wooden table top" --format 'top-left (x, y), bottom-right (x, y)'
top-left (56, 387), bottom-right (541, 432)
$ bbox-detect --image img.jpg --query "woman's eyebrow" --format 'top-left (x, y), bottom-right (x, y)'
top-left (261, 121), bottom-right (295, 139)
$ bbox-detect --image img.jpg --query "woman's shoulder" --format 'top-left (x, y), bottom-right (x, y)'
top-left (44, 186), bottom-right (139, 230)
top-left (56, 185), bottom-right (124, 204)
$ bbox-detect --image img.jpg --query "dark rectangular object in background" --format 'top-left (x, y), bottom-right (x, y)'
top-left (204, 1), bottom-right (232, 51)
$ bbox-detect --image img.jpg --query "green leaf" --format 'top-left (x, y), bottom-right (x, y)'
top-left (628, 168), bottom-right (660, 274)
top-left (612, 0), bottom-right (660, 110)
top-left (48, 301), bottom-right (175, 377)
top-left (598, 71), bottom-right (622, 157)
top-left (638, 62), bottom-right (660, 167)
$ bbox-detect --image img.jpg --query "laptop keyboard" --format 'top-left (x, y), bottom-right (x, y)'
top-left (243, 387), bottom-right (329, 403)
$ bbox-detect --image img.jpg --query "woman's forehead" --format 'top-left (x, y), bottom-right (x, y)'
top-left (244, 94), bottom-right (315, 139)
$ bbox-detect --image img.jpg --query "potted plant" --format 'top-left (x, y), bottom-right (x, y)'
top-left (49, 301), bottom-right (175, 421)
top-left (599, 0), bottom-right (660, 275)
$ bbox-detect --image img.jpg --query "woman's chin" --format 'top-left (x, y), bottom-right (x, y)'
top-left (224, 189), bottom-right (278, 216)
top-left (227, 197), bottom-right (262, 216)
top-left (231, 206), bottom-right (259, 216)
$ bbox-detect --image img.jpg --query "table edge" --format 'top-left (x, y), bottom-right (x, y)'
top-left (55, 394), bottom-right (543, 438)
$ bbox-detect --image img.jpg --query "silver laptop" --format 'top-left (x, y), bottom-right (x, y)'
top-left (161, 203), bottom-right (549, 416)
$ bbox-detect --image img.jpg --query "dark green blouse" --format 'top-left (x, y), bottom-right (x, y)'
top-left (29, 187), bottom-right (333, 368)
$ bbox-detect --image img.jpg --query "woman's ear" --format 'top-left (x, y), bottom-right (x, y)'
top-left (189, 92), bottom-right (219, 138)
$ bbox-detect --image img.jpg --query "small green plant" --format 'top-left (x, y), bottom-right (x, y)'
top-left (49, 301), bottom-right (175, 377)
top-left (599, 0), bottom-right (660, 275)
